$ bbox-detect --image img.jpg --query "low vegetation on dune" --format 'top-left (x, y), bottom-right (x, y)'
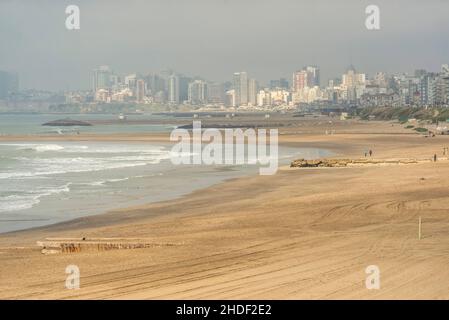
top-left (358, 106), bottom-right (449, 123)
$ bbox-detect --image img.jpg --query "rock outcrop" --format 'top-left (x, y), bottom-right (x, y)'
top-left (290, 158), bottom-right (420, 168)
top-left (42, 119), bottom-right (92, 126)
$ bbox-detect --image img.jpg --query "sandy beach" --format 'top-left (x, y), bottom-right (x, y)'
top-left (1, 119), bottom-right (449, 299)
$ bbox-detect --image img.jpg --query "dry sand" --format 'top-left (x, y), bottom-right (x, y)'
top-left (1, 119), bottom-right (449, 299)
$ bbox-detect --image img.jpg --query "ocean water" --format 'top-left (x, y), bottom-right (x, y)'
top-left (0, 114), bottom-right (332, 233)
top-left (0, 113), bottom-right (174, 135)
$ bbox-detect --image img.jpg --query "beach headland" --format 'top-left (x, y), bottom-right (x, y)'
top-left (1, 117), bottom-right (449, 299)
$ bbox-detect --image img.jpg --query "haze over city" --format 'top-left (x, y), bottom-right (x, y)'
top-left (1, 0), bottom-right (449, 91)
top-left (4, 0), bottom-right (449, 304)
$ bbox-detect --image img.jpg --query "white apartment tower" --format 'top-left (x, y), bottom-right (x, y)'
top-left (233, 72), bottom-right (248, 106)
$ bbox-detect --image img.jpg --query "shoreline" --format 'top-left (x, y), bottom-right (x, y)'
top-left (3, 119), bottom-right (449, 299)
top-left (0, 122), bottom-right (434, 240)
top-left (0, 134), bottom-right (326, 236)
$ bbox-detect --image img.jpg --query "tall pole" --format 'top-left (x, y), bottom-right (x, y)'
top-left (418, 216), bottom-right (422, 240)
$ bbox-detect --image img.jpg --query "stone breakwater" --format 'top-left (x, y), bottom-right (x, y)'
top-left (290, 158), bottom-right (425, 168)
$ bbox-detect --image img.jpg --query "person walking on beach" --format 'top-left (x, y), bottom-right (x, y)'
top-left (369, 150), bottom-right (373, 157)
top-left (434, 154), bottom-right (437, 162)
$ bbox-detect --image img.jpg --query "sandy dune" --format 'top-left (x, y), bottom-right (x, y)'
top-left (1, 119), bottom-right (449, 299)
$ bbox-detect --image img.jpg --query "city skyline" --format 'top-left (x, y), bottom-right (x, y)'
top-left (3, 61), bottom-right (444, 112)
top-left (2, 62), bottom-right (448, 92)
top-left (1, 0), bottom-right (448, 91)
top-left (0, 60), bottom-right (449, 110)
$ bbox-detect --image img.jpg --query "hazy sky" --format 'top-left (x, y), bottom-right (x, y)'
top-left (1, 0), bottom-right (448, 91)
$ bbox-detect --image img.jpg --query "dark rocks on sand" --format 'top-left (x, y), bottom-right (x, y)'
top-left (290, 158), bottom-right (419, 168)
top-left (290, 159), bottom-right (351, 168)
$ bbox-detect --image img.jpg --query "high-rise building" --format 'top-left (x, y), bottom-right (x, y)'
top-left (225, 89), bottom-right (236, 107)
top-left (188, 80), bottom-right (207, 105)
top-left (145, 73), bottom-right (166, 95)
top-left (248, 78), bottom-right (258, 106)
top-left (408, 79), bottom-right (420, 106)
top-left (419, 74), bottom-right (436, 106)
top-left (442, 64), bottom-right (449, 75)
top-left (167, 74), bottom-right (180, 104)
top-left (444, 76), bottom-right (449, 105)
top-left (269, 78), bottom-right (289, 89)
top-left (136, 79), bottom-right (146, 102)
top-left (279, 78), bottom-right (289, 89)
top-left (0, 71), bottom-right (19, 98)
top-left (92, 66), bottom-right (112, 92)
top-left (440, 64), bottom-right (449, 105)
top-left (292, 66), bottom-right (319, 92)
top-left (305, 66), bottom-right (320, 87)
top-left (374, 72), bottom-right (387, 87)
top-left (179, 76), bottom-right (191, 103)
top-left (233, 72), bottom-right (248, 106)
top-left (435, 75), bottom-right (449, 106)
top-left (342, 65), bottom-right (357, 87)
top-left (124, 74), bottom-right (138, 91)
top-left (206, 82), bottom-right (225, 104)
top-left (109, 74), bottom-right (121, 90)
top-left (269, 80), bottom-right (280, 89)
top-left (292, 70), bottom-right (307, 92)
top-left (415, 69), bottom-right (427, 78)
top-left (342, 65), bottom-right (366, 102)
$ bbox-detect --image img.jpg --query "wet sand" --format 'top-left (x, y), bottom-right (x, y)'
top-left (1, 119), bottom-right (449, 299)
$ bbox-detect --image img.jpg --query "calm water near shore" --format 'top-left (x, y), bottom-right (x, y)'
top-left (0, 114), bottom-right (332, 233)
top-left (0, 113), bottom-right (175, 135)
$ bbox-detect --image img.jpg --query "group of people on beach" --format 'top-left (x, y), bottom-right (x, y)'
top-left (363, 147), bottom-right (446, 163)
top-left (364, 149), bottom-right (373, 157)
